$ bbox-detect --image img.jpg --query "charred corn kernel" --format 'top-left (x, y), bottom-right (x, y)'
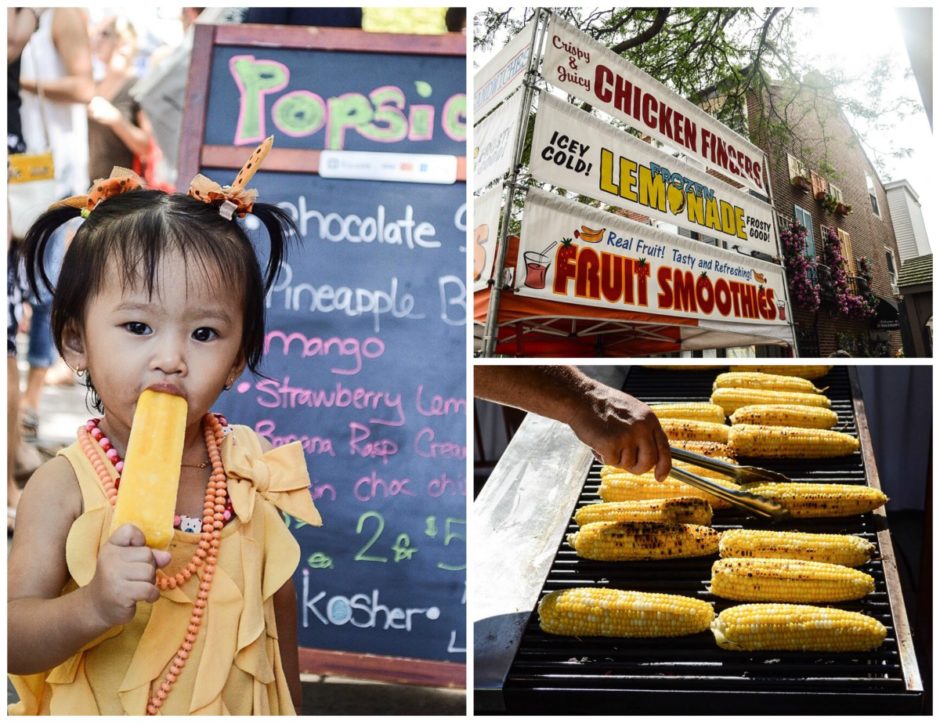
top-left (712, 603), bottom-right (886, 651)
top-left (714, 371), bottom-right (822, 393)
top-left (539, 588), bottom-right (715, 638)
top-left (730, 365), bottom-right (832, 380)
top-left (602, 458), bottom-right (737, 480)
top-left (743, 483), bottom-right (887, 517)
top-left (711, 557), bottom-right (874, 602)
top-left (659, 419), bottom-right (730, 443)
top-left (729, 404), bottom-right (838, 429)
top-left (600, 465), bottom-right (738, 510)
top-left (719, 529), bottom-right (875, 567)
top-left (575, 497), bottom-right (713, 527)
top-left (729, 424), bottom-right (859, 458)
top-left (670, 439), bottom-right (736, 459)
top-left (568, 521), bottom-right (720, 561)
top-left (649, 402), bottom-right (726, 424)
top-left (711, 387), bottom-right (831, 415)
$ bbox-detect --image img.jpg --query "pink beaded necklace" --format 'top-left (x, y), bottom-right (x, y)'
top-left (78, 412), bottom-right (230, 715)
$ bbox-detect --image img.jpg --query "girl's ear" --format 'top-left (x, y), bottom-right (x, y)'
top-left (60, 321), bottom-right (88, 373)
top-left (226, 354), bottom-right (247, 389)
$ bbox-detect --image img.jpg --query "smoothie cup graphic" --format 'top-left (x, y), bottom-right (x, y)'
top-left (523, 251), bottom-right (551, 289)
top-left (777, 300), bottom-right (787, 320)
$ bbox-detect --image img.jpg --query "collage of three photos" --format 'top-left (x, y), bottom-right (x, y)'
top-left (6, 5), bottom-right (933, 716)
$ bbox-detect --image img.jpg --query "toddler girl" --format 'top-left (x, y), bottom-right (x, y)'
top-left (8, 140), bottom-right (322, 715)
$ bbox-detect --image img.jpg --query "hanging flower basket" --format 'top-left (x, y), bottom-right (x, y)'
top-left (790, 175), bottom-right (811, 192)
top-left (836, 202), bottom-right (851, 215)
top-left (779, 222), bottom-right (820, 313)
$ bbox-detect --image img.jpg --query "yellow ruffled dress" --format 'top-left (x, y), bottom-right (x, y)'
top-left (9, 425), bottom-right (322, 715)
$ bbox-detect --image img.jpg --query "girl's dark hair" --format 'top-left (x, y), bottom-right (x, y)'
top-left (20, 190), bottom-right (298, 408)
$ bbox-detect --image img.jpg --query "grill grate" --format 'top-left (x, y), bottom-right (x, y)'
top-left (502, 366), bottom-right (921, 714)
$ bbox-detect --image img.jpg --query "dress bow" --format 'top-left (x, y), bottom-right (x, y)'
top-left (223, 435), bottom-right (322, 527)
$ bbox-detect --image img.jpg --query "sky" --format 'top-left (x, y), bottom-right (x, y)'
top-left (473, 5), bottom-right (937, 252)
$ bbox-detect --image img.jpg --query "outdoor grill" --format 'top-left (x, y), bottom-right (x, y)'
top-left (474, 366), bottom-right (923, 714)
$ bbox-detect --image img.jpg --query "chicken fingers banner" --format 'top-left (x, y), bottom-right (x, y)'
top-left (542, 16), bottom-right (768, 195)
top-left (516, 187), bottom-right (788, 325)
top-left (530, 94), bottom-right (777, 255)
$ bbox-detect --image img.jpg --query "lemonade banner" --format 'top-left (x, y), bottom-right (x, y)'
top-left (473, 20), bottom-right (536, 118)
top-left (530, 94), bottom-right (776, 255)
top-left (473, 182), bottom-right (504, 292)
top-left (541, 16), bottom-right (767, 195)
top-left (516, 187), bottom-right (789, 326)
top-left (473, 90), bottom-right (524, 193)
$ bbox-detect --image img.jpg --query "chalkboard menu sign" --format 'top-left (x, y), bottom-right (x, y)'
top-left (180, 23), bottom-right (466, 686)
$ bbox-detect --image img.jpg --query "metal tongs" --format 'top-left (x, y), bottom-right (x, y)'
top-left (669, 446), bottom-right (790, 522)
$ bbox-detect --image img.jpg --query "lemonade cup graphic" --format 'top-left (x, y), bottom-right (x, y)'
top-left (523, 251), bottom-right (551, 289)
top-left (777, 300), bottom-right (787, 321)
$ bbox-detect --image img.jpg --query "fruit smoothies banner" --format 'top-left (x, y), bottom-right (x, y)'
top-left (517, 187), bottom-right (788, 326)
top-left (473, 19), bottom-right (535, 118)
top-left (541, 16), bottom-right (767, 195)
top-left (473, 90), bottom-right (523, 193)
top-left (473, 183), bottom-right (504, 292)
top-left (530, 94), bottom-right (777, 255)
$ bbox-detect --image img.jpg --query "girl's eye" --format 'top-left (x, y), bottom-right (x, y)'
top-left (193, 327), bottom-right (218, 342)
top-left (124, 322), bottom-right (151, 335)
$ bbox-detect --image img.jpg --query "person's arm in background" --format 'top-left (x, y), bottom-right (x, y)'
top-left (474, 365), bottom-right (671, 480)
top-left (8, 7), bottom-right (41, 61)
top-left (19, 8), bottom-right (94, 104)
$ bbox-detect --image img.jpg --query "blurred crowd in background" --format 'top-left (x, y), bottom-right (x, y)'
top-left (6, 6), bottom-right (467, 531)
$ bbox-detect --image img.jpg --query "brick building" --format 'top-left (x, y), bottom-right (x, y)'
top-left (747, 77), bottom-right (905, 357)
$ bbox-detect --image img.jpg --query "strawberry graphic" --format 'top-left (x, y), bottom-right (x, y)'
top-left (636, 257), bottom-right (651, 279)
top-left (700, 270), bottom-right (708, 278)
top-left (558, 237), bottom-right (577, 264)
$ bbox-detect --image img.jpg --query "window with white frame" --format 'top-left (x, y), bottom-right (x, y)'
top-left (885, 246), bottom-right (898, 293)
top-left (793, 205), bottom-right (815, 257)
top-left (866, 174), bottom-right (880, 217)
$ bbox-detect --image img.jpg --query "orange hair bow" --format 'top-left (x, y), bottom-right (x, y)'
top-left (57, 167), bottom-right (145, 217)
top-left (188, 136), bottom-right (273, 219)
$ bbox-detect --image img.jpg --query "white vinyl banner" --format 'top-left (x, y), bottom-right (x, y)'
top-left (473, 183), bottom-right (504, 292)
top-left (541, 16), bottom-right (768, 195)
top-left (473, 90), bottom-right (524, 193)
top-left (529, 94), bottom-right (776, 254)
top-left (473, 20), bottom-right (536, 119)
top-left (516, 187), bottom-right (789, 326)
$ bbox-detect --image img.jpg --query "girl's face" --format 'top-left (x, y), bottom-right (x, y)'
top-left (63, 249), bottom-right (245, 444)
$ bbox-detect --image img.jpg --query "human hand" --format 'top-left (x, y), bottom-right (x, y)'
top-left (88, 95), bottom-right (121, 126)
top-left (567, 381), bottom-right (672, 480)
top-left (88, 524), bottom-right (172, 627)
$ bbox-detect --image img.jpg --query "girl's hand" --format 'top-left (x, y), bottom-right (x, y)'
top-left (88, 524), bottom-right (172, 627)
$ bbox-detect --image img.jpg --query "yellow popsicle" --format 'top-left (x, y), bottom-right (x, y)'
top-left (110, 390), bottom-right (188, 549)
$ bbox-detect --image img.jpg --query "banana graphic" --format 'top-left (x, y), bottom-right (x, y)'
top-left (575, 224), bottom-right (606, 243)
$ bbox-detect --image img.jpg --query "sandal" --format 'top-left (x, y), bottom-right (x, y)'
top-left (20, 407), bottom-right (39, 443)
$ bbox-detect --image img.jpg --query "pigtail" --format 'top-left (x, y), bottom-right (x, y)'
top-left (248, 202), bottom-right (301, 292)
top-left (18, 205), bottom-right (83, 300)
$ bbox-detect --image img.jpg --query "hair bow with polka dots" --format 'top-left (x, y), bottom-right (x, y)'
top-left (187, 136), bottom-right (273, 220)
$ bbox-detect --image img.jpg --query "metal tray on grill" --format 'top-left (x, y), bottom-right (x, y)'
top-left (472, 366), bottom-right (923, 714)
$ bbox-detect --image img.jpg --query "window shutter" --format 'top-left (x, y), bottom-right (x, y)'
top-left (810, 170), bottom-right (828, 199)
top-left (838, 229), bottom-right (856, 275)
top-left (828, 183), bottom-right (843, 203)
top-left (787, 154), bottom-right (805, 181)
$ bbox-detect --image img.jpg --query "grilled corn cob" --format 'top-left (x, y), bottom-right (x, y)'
top-left (712, 603), bottom-right (886, 651)
top-left (599, 467), bottom-right (738, 509)
top-left (714, 371), bottom-right (823, 393)
top-left (568, 521), bottom-right (720, 561)
top-left (711, 387), bottom-right (831, 415)
top-left (575, 497), bottom-right (713, 526)
top-left (743, 483), bottom-right (887, 517)
top-left (730, 365), bottom-right (832, 380)
top-left (649, 402), bottom-right (726, 424)
top-left (670, 439), bottom-right (736, 459)
top-left (711, 557), bottom-right (875, 602)
top-left (729, 404), bottom-right (838, 429)
top-left (719, 529), bottom-right (875, 567)
top-left (539, 588), bottom-right (715, 637)
top-left (659, 419), bottom-right (730, 443)
top-left (729, 424), bottom-right (859, 458)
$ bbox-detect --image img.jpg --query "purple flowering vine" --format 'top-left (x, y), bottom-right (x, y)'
top-left (780, 223), bottom-right (820, 312)
top-left (822, 227), bottom-right (876, 319)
